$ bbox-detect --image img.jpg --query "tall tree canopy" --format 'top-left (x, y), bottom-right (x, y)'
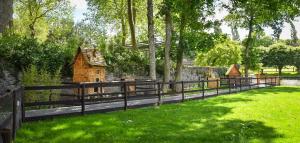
top-left (195, 39), bottom-right (242, 67)
top-left (224, 0), bottom-right (298, 77)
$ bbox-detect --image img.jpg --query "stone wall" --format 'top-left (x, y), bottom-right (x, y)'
top-left (0, 59), bottom-right (21, 143)
top-left (0, 60), bottom-right (20, 95)
top-left (171, 66), bottom-right (227, 81)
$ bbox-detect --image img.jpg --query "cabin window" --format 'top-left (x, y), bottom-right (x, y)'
top-left (96, 70), bottom-right (100, 74)
top-left (94, 78), bottom-right (100, 92)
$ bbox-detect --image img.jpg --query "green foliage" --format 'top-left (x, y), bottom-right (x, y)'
top-left (35, 42), bottom-right (66, 75)
top-left (0, 35), bottom-right (72, 75)
top-left (22, 65), bottom-right (61, 103)
top-left (195, 40), bottom-right (242, 67)
top-left (292, 47), bottom-right (300, 73)
top-left (100, 43), bottom-right (149, 76)
top-left (262, 43), bottom-right (293, 74)
top-left (0, 35), bottom-right (40, 70)
top-left (13, 0), bottom-right (72, 41)
top-left (252, 35), bottom-right (274, 48)
top-left (241, 46), bottom-right (262, 72)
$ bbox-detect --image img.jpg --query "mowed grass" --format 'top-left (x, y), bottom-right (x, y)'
top-left (16, 86), bottom-right (300, 143)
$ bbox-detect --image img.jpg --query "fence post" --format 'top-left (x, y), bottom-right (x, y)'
top-left (12, 90), bottom-right (17, 139)
top-left (157, 82), bottom-right (161, 105)
top-left (234, 78), bottom-right (237, 93)
top-left (228, 78), bottom-right (231, 94)
top-left (123, 82), bottom-right (128, 110)
top-left (216, 79), bottom-right (219, 95)
top-left (202, 80), bottom-right (205, 99)
top-left (81, 84), bottom-right (85, 115)
top-left (21, 86), bottom-right (25, 122)
top-left (239, 78), bottom-right (242, 91)
top-left (134, 79), bottom-right (137, 96)
top-left (265, 77), bottom-right (267, 87)
top-left (100, 81), bottom-right (103, 95)
top-left (181, 81), bottom-right (185, 102)
top-left (271, 77), bottom-right (273, 86)
top-left (249, 77), bottom-right (251, 89)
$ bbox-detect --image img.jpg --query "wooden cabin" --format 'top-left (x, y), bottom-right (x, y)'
top-left (73, 47), bottom-right (106, 94)
top-left (225, 64), bottom-right (241, 78)
top-left (225, 64), bottom-right (242, 86)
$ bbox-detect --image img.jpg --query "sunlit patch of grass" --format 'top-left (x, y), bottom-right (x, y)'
top-left (16, 86), bottom-right (300, 143)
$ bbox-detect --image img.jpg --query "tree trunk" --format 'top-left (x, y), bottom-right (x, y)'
top-left (121, 16), bottom-right (127, 46)
top-left (127, 0), bottom-right (137, 49)
top-left (174, 14), bottom-right (186, 92)
top-left (29, 23), bottom-right (36, 38)
top-left (0, 0), bottom-right (13, 34)
top-left (120, 0), bottom-right (127, 46)
top-left (231, 25), bottom-right (240, 41)
top-left (288, 18), bottom-right (298, 46)
top-left (297, 66), bottom-right (300, 74)
top-left (132, 0), bottom-right (136, 25)
top-left (278, 67), bottom-right (283, 76)
top-left (163, 3), bottom-right (172, 91)
top-left (244, 16), bottom-right (254, 77)
top-left (147, 0), bottom-right (156, 80)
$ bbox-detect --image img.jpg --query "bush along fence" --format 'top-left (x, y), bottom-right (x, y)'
top-left (0, 76), bottom-right (298, 142)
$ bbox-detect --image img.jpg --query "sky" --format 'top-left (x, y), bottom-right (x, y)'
top-left (70, 0), bottom-right (300, 40)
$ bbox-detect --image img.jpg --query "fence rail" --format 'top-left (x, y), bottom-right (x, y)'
top-left (21, 77), bottom-right (279, 121)
top-left (2, 76), bottom-right (300, 142)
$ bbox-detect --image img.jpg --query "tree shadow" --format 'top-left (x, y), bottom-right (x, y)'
top-left (239, 86), bottom-right (300, 96)
top-left (16, 94), bottom-right (284, 143)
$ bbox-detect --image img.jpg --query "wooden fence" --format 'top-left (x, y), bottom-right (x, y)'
top-left (21, 77), bottom-right (279, 121)
top-left (0, 87), bottom-right (23, 143)
top-left (2, 76), bottom-right (294, 142)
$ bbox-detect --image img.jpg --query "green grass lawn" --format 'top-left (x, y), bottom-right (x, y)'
top-left (16, 86), bottom-right (300, 143)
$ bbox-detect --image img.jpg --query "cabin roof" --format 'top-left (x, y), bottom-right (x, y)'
top-left (74, 47), bottom-right (106, 67)
top-left (225, 64), bottom-right (241, 75)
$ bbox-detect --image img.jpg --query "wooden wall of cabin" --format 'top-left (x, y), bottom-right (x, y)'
top-left (86, 67), bottom-right (105, 94)
top-left (73, 52), bottom-right (106, 95)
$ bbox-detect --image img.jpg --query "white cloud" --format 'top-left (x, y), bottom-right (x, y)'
top-left (70, 0), bottom-right (88, 22)
top-left (70, 0), bottom-right (87, 10)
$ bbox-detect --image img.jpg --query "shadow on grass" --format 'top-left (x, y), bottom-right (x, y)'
top-left (239, 86), bottom-right (300, 96)
top-left (16, 94), bottom-right (284, 143)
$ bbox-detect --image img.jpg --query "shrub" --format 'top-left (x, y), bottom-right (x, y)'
top-left (262, 43), bottom-right (293, 75)
top-left (22, 65), bottom-right (61, 104)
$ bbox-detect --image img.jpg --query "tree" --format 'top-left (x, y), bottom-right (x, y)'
top-left (288, 18), bottom-right (299, 46)
top-left (127, 0), bottom-right (137, 48)
top-left (160, 0), bottom-right (172, 89)
top-left (224, 14), bottom-right (241, 41)
top-left (195, 40), bottom-right (242, 67)
top-left (262, 43), bottom-right (293, 75)
top-left (283, 0), bottom-right (300, 46)
top-left (171, 0), bottom-right (215, 85)
top-left (292, 47), bottom-right (300, 73)
top-left (268, 20), bottom-right (284, 40)
top-left (224, 0), bottom-right (290, 77)
top-left (0, 0), bottom-right (13, 34)
top-left (14, 0), bottom-right (65, 39)
top-left (46, 0), bottom-right (74, 44)
top-left (147, 0), bottom-right (156, 80)
top-left (87, 0), bottom-right (128, 46)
